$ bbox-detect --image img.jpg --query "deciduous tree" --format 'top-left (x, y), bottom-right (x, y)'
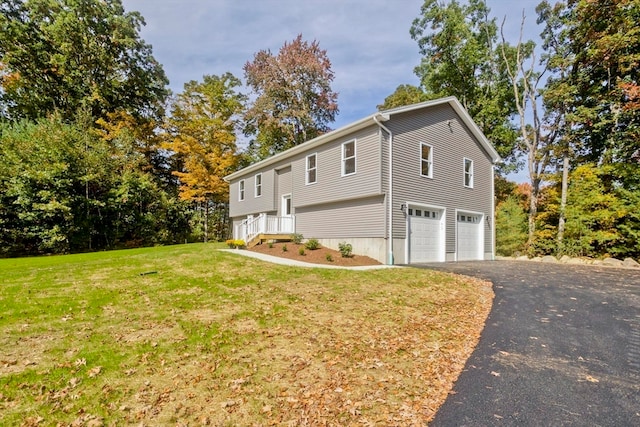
top-left (410, 0), bottom-right (518, 167)
top-left (166, 73), bottom-right (244, 203)
top-left (377, 84), bottom-right (427, 110)
top-left (561, 164), bottom-right (626, 257)
top-left (0, 0), bottom-right (168, 122)
top-left (564, 0), bottom-right (640, 169)
top-left (243, 34), bottom-right (339, 160)
top-left (164, 73), bottom-right (245, 241)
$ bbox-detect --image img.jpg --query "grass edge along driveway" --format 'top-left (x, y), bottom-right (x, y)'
top-left (0, 244), bottom-right (492, 426)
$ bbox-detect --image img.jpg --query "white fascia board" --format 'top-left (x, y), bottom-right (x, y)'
top-left (381, 96), bottom-right (502, 164)
top-left (224, 96), bottom-right (500, 182)
top-left (224, 114), bottom-right (381, 182)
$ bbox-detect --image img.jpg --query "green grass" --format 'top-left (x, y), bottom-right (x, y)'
top-left (0, 243), bottom-right (493, 425)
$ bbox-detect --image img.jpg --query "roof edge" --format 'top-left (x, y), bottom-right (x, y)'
top-left (224, 96), bottom-right (500, 182)
top-left (381, 96), bottom-right (501, 163)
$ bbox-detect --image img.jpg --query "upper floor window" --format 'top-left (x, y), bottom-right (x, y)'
top-left (239, 179), bottom-right (245, 201)
top-left (421, 143), bottom-right (433, 178)
top-left (306, 153), bottom-right (317, 184)
top-left (255, 173), bottom-right (262, 197)
top-left (342, 140), bottom-right (356, 176)
top-left (464, 158), bottom-right (474, 188)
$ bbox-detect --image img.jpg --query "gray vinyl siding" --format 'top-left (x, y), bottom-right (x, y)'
top-left (229, 168), bottom-right (277, 217)
top-left (228, 125), bottom-right (382, 218)
top-left (386, 104), bottom-right (494, 255)
top-left (293, 126), bottom-right (382, 209)
top-left (295, 195), bottom-right (385, 238)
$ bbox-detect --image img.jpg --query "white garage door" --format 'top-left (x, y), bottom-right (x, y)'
top-left (457, 213), bottom-right (483, 261)
top-left (408, 207), bottom-right (444, 263)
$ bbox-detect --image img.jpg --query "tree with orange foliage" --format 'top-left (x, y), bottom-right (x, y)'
top-left (164, 73), bottom-right (245, 241)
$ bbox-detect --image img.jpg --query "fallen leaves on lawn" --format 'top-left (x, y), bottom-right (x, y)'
top-left (0, 252), bottom-right (493, 427)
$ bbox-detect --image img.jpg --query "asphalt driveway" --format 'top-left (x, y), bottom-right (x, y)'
top-left (415, 261), bottom-right (640, 426)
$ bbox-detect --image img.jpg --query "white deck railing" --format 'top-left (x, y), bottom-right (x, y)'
top-left (235, 213), bottom-right (295, 243)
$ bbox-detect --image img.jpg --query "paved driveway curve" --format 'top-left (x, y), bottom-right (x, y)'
top-left (415, 261), bottom-right (640, 427)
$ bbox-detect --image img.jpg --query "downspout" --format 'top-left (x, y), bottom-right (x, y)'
top-left (491, 164), bottom-right (496, 260)
top-left (373, 114), bottom-right (394, 265)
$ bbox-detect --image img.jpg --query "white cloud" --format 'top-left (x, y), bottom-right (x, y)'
top-left (123, 0), bottom-right (542, 127)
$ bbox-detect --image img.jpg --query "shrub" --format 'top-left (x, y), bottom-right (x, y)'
top-left (226, 239), bottom-right (245, 249)
top-left (338, 241), bottom-right (353, 258)
top-left (298, 247), bottom-right (305, 256)
top-left (290, 233), bottom-right (304, 244)
top-left (325, 253), bottom-right (333, 262)
top-left (282, 244), bottom-right (288, 252)
top-left (304, 238), bottom-right (320, 250)
top-left (267, 241), bottom-right (273, 249)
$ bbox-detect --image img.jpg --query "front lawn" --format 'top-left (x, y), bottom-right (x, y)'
top-left (0, 244), bottom-right (492, 426)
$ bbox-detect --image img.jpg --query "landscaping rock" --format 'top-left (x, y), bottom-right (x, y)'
top-left (602, 257), bottom-right (624, 267)
top-left (500, 253), bottom-right (638, 270)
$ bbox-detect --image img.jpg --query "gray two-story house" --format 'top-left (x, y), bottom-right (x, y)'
top-left (224, 97), bottom-right (500, 264)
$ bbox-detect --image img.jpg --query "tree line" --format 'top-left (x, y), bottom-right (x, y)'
top-left (1, 0), bottom-right (638, 260)
top-left (0, 1), bottom-right (337, 256)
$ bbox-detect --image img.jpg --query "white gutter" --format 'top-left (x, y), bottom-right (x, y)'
top-left (373, 114), bottom-right (394, 265)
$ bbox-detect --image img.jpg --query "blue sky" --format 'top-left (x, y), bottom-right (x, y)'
top-left (123, 0), bottom-right (542, 128)
top-left (122, 1), bottom-right (542, 182)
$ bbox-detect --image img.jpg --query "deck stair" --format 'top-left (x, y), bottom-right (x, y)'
top-left (236, 213), bottom-right (295, 248)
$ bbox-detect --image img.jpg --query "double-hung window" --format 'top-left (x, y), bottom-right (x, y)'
top-left (239, 179), bottom-right (245, 201)
top-left (464, 158), bottom-right (474, 188)
top-left (421, 143), bottom-right (433, 178)
top-left (306, 153), bottom-right (317, 184)
top-left (342, 140), bottom-right (356, 176)
top-left (255, 173), bottom-right (262, 197)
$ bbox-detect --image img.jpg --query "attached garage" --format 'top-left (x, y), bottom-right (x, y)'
top-left (456, 212), bottom-right (484, 261)
top-left (407, 206), bottom-right (445, 263)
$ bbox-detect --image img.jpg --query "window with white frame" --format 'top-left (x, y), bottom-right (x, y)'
top-left (342, 140), bottom-right (356, 176)
top-left (464, 158), bottom-right (474, 188)
top-left (306, 153), bottom-right (317, 184)
top-left (239, 179), bottom-right (245, 201)
top-left (421, 143), bottom-right (433, 178)
top-left (255, 173), bottom-right (262, 197)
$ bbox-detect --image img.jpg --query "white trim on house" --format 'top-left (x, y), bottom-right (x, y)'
top-left (224, 97), bottom-right (501, 184)
top-left (341, 139), bottom-right (356, 176)
top-left (420, 142), bottom-right (433, 179)
top-left (255, 173), bottom-right (262, 197)
top-left (225, 96), bottom-right (500, 265)
top-left (238, 179), bottom-right (245, 201)
top-left (305, 153), bottom-right (317, 185)
top-left (455, 208), bottom-right (484, 261)
top-left (463, 158), bottom-right (474, 188)
top-left (281, 194), bottom-right (292, 217)
top-left (404, 201), bottom-right (446, 263)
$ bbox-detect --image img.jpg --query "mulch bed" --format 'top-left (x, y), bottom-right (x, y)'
top-left (248, 241), bottom-right (381, 266)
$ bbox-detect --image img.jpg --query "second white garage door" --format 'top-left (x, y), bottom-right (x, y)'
top-left (408, 207), bottom-right (445, 263)
top-left (457, 212), bottom-right (483, 261)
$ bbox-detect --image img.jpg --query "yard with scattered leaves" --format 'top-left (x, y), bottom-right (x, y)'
top-left (0, 243), bottom-right (492, 426)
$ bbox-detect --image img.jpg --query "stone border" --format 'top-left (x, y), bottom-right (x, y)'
top-left (495, 254), bottom-right (640, 269)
